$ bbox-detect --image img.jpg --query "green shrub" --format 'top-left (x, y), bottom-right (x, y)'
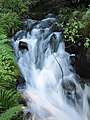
top-left (0, 12), bottom-right (21, 36)
top-left (0, 0), bottom-right (40, 14)
top-left (81, 8), bottom-right (90, 38)
top-left (58, 7), bottom-right (74, 22)
top-left (0, 0), bottom-right (42, 119)
top-left (0, 33), bottom-right (20, 89)
top-left (0, 33), bottom-right (21, 119)
top-left (0, 32), bottom-right (22, 119)
top-left (61, 17), bottom-right (84, 42)
top-left (0, 89), bottom-right (20, 112)
top-left (59, 6), bottom-right (90, 48)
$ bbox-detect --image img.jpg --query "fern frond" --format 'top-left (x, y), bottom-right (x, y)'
top-left (0, 89), bottom-right (19, 111)
top-left (0, 105), bottom-right (22, 120)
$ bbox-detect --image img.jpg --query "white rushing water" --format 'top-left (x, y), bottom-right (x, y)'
top-left (12, 15), bottom-right (90, 120)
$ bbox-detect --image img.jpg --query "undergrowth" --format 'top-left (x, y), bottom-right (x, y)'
top-left (59, 4), bottom-right (90, 48)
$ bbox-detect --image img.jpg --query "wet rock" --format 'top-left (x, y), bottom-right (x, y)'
top-left (49, 32), bottom-right (63, 52)
top-left (51, 22), bottom-right (62, 32)
top-left (13, 30), bottom-right (27, 41)
top-left (23, 112), bottom-right (32, 120)
top-left (61, 79), bottom-right (77, 106)
top-left (39, 17), bottom-right (57, 29)
top-left (70, 54), bottom-right (77, 66)
top-left (24, 19), bottom-right (38, 31)
top-left (61, 80), bottom-right (76, 91)
top-left (75, 46), bottom-right (90, 79)
top-left (88, 97), bottom-right (90, 106)
top-left (19, 98), bottom-right (27, 106)
top-left (19, 41), bottom-right (28, 51)
top-left (80, 78), bottom-right (90, 86)
top-left (45, 13), bottom-right (55, 18)
top-left (49, 33), bottom-right (58, 52)
top-left (65, 40), bottom-right (80, 55)
top-left (16, 75), bottom-right (26, 87)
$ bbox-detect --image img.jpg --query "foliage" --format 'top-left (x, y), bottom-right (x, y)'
top-left (0, 0), bottom-right (89, 119)
top-left (60, 17), bottom-right (84, 43)
top-left (58, 7), bottom-right (75, 22)
top-left (0, 12), bottom-right (20, 36)
top-left (0, 105), bottom-right (22, 120)
top-left (0, 0), bottom-right (25, 13)
top-left (0, 33), bottom-right (22, 119)
top-left (0, 33), bottom-right (20, 89)
top-left (84, 38), bottom-right (90, 48)
top-left (59, 5), bottom-right (90, 48)
top-left (0, 0), bottom-right (40, 35)
top-left (0, 0), bottom-right (42, 119)
top-left (81, 8), bottom-right (90, 38)
top-left (0, 0), bottom-right (40, 15)
top-left (0, 89), bottom-right (20, 113)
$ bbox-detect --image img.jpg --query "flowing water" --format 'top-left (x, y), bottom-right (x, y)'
top-left (12, 15), bottom-right (90, 120)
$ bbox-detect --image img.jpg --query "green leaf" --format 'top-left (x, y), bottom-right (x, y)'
top-left (0, 89), bottom-right (19, 110)
top-left (0, 105), bottom-right (22, 120)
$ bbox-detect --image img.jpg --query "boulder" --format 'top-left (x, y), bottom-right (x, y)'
top-left (19, 41), bottom-right (28, 51)
top-left (51, 22), bottom-right (62, 32)
top-left (24, 19), bottom-right (38, 31)
top-left (13, 30), bottom-right (27, 41)
top-left (61, 80), bottom-right (76, 92)
top-left (16, 75), bottom-right (26, 87)
top-left (18, 98), bottom-right (27, 106)
top-left (75, 46), bottom-right (90, 78)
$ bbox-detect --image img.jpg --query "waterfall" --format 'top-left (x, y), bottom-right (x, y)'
top-left (12, 14), bottom-right (90, 120)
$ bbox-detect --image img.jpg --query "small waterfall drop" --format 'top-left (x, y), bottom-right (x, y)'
top-left (12, 15), bottom-right (90, 120)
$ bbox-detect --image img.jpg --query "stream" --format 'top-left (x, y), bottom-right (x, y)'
top-left (12, 14), bottom-right (90, 120)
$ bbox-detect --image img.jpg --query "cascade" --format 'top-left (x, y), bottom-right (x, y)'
top-left (12, 14), bottom-right (90, 120)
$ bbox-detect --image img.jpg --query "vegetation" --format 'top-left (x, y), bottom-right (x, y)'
top-left (0, 0), bottom-right (40, 119)
top-left (0, 12), bottom-right (20, 36)
top-left (0, 105), bottom-right (22, 120)
top-left (0, 32), bottom-right (21, 119)
top-left (59, 5), bottom-right (90, 48)
top-left (0, 0), bottom-right (90, 119)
